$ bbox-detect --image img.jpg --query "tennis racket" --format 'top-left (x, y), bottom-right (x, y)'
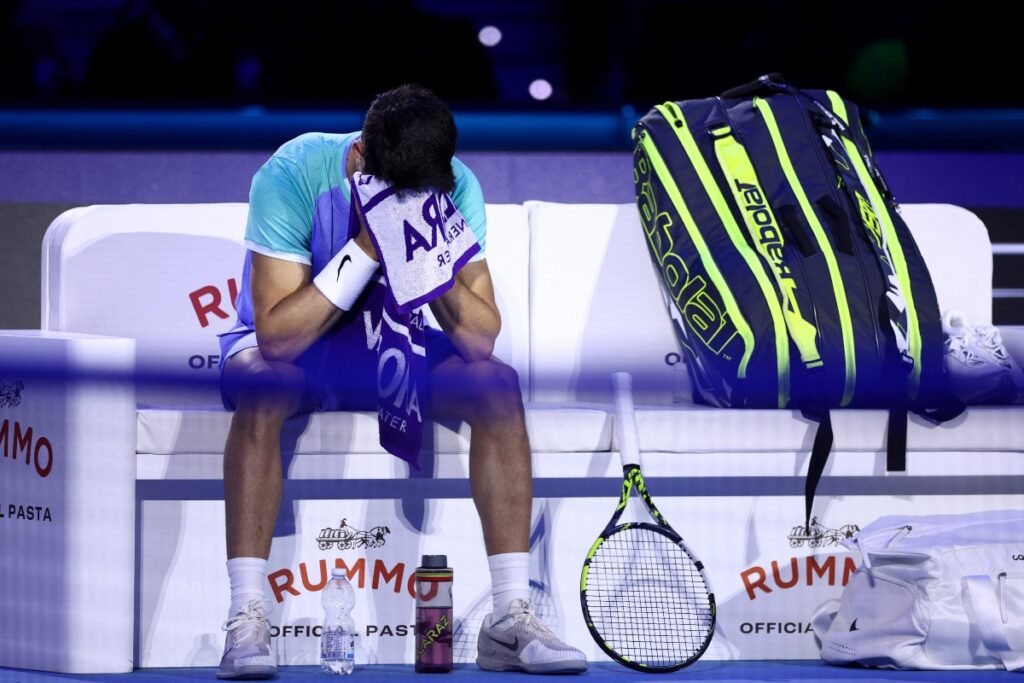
top-left (580, 372), bottom-right (715, 672)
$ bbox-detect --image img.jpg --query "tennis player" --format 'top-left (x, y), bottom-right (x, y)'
top-left (215, 84), bottom-right (587, 678)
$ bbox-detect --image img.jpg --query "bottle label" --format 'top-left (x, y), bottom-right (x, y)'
top-left (414, 571), bottom-right (453, 609)
top-left (415, 607), bottom-right (453, 666)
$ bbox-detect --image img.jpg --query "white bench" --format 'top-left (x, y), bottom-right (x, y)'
top-left (1, 201), bottom-right (1020, 672)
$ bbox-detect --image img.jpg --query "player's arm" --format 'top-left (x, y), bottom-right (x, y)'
top-left (429, 259), bottom-right (501, 362)
top-left (251, 255), bottom-right (339, 362)
top-left (253, 226), bottom-right (379, 363)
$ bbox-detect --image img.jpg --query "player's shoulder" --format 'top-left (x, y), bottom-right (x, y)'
top-left (451, 155), bottom-right (480, 188)
top-left (272, 131), bottom-right (358, 165)
top-left (451, 156), bottom-right (485, 208)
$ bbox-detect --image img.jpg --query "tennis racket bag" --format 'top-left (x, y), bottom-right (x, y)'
top-left (812, 510), bottom-right (1024, 672)
top-left (632, 74), bottom-right (961, 524)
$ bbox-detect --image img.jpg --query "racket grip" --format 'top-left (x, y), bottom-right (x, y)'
top-left (612, 372), bottom-right (641, 468)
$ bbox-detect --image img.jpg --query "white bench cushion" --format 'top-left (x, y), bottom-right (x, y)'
top-left (42, 204), bottom-right (248, 406)
top-left (137, 405), bottom-right (612, 456)
top-left (900, 204), bottom-right (992, 325)
top-left (527, 202), bottom-right (687, 405)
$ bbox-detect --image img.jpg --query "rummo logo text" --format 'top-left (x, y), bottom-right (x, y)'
top-left (741, 555), bottom-right (857, 601)
top-left (2, 418), bottom-right (55, 480)
top-left (189, 278), bottom-right (238, 329)
top-left (269, 558), bottom-right (417, 603)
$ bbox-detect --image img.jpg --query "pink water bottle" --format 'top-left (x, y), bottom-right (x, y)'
top-left (415, 555), bottom-right (453, 673)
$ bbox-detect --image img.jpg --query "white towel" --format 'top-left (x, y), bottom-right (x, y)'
top-left (351, 172), bottom-right (481, 314)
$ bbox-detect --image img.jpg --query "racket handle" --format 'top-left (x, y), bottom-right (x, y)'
top-left (612, 372), bottom-right (641, 468)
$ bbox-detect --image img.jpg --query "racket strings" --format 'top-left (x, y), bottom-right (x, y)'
top-left (584, 527), bottom-right (712, 667)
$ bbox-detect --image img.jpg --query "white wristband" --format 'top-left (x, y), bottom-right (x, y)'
top-left (313, 240), bottom-right (379, 311)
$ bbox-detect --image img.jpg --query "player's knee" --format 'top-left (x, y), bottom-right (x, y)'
top-left (229, 411), bottom-right (278, 451)
top-left (474, 361), bottom-right (524, 420)
top-left (228, 363), bottom-right (305, 434)
top-left (232, 392), bottom-right (292, 441)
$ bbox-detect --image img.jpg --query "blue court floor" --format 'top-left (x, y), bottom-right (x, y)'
top-left (0, 662), bottom-right (1020, 682)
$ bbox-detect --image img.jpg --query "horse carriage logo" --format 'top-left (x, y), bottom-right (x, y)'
top-left (788, 517), bottom-right (860, 548)
top-left (0, 380), bottom-right (24, 408)
top-left (316, 518), bottom-right (391, 550)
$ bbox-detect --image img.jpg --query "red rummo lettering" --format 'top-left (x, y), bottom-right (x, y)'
top-left (740, 565), bottom-right (771, 600)
top-left (268, 568), bottom-right (300, 603)
top-left (373, 560), bottom-right (404, 593)
top-left (189, 279), bottom-right (239, 328)
top-left (300, 560), bottom-right (329, 593)
top-left (772, 557), bottom-right (799, 589)
top-left (741, 555), bottom-right (859, 600)
top-left (268, 558), bottom-right (415, 603)
top-left (334, 557), bottom-right (367, 588)
top-left (807, 554), bottom-right (836, 585)
top-left (0, 419), bottom-right (54, 478)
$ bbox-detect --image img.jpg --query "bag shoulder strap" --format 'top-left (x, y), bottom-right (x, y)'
top-left (803, 408), bottom-right (834, 532)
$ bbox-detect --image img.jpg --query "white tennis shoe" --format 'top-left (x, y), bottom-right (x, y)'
top-left (942, 310), bottom-right (1023, 402)
top-left (217, 599), bottom-right (277, 680)
top-left (477, 598), bottom-right (587, 674)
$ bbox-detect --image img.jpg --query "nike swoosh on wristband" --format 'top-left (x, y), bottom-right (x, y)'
top-left (488, 634), bottom-right (519, 651)
top-left (336, 254), bottom-right (352, 281)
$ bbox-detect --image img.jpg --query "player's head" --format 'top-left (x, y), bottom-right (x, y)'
top-left (361, 84), bottom-right (457, 193)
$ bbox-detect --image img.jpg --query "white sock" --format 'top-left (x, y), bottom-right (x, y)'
top-left (488, 552), bottom-right (530, 616)
top-left (227, 557), bottom-right (269, 615)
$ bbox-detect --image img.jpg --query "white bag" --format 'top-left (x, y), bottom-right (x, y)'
top-left (813, 509), bottom-right (1024, 672)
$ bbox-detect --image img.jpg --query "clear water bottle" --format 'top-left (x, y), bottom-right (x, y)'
top-left (320, 568), bottom-right (355, 675)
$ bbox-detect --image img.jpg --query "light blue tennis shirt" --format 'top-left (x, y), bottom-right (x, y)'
top-left (219, 132), bottom-right (487, 363)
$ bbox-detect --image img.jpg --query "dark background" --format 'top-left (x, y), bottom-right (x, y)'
top-left (1, 0), bottom-right (1019, 111)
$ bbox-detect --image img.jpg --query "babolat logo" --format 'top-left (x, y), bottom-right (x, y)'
top-left (1014, 554), bottom-right (1024, 561)
top-left (316, 518), bottom-right (391, 551)
top-left (0, 380), bottom-right (24, 408)
top-left (733, 181), bottom-right (790, 278)
top-left (730, 178), bottom-right (821, 368)
top-left (634, 139), bottom-right (741, 359)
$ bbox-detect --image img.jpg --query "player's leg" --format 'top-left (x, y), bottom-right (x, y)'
top-left (218, 346), bottom-right (316, 680)
top-left (426, 349), bottom-right (587, 674)
top-left (223, 347), bottom-right (316, 559)
top-left (427, 353), bottom-right (532, 556)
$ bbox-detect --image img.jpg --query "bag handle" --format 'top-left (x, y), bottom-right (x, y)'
top-left (721, 73), bottom-right (787, 99)
top-left (963, 574), bottom-right (1024, 672)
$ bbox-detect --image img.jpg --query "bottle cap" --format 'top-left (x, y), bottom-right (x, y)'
top-left (331, 568), bottom-right (348, 578)
top-left (420, 554), bottom-right (447, 568)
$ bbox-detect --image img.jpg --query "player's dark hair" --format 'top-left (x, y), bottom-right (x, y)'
top-left (361, 84), bottom-right (457, 193)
